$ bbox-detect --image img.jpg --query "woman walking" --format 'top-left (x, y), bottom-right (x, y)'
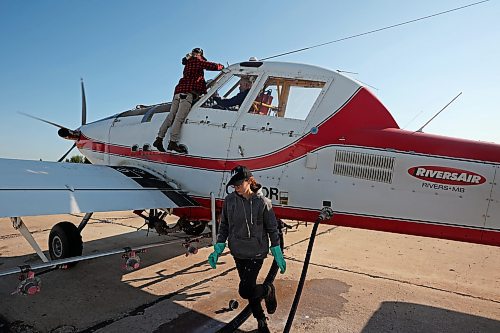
top-left (208, 165), bottom-right (286, 333)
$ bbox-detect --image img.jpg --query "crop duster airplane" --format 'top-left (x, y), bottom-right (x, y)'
top-left (1, 60), bottom-right (499, 295)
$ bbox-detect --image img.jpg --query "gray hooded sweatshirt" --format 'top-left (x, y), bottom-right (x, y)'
top-left (217, 190), bottom-right (280, 259)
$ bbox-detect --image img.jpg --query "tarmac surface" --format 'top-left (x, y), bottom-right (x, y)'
top-left (0, 211), bottom-right (499, 333)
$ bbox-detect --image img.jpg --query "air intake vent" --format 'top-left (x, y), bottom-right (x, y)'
top-left (333, 150), bottom-right (395, 183)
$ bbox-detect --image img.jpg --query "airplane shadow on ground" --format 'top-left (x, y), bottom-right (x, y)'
top-left (0, 227), bottom-right (247, 333)
top-left (361, 301), bottom-right (500, 333)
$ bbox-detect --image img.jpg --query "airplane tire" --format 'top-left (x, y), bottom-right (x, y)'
top-left (180, 219), bottom-right (208, 236)
top-left (48, 222), bottom-right (83, 266)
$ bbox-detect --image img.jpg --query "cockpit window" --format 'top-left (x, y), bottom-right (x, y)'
top-left (116, 103), bottom-right (170, 122)
top-left (251, 77), bottom-right (325, 120)
top-left (202, 75), bottom-right (257, 111)
top-left (206, 71), bottom-right (224, 92)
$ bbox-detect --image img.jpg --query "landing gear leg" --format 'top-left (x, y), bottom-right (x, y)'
top-left (11, 217), bottom-right (50, 263)
top-left (77, 212), bottom-right (93, 232)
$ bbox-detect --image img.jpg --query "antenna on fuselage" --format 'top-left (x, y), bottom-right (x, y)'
top-left (402, 109), bottom-right (425, 130)
top-left (336, 70), bottom-right (358, 75)
top-left (416, 92), bottom-right (462, 133)
top-left (337, 70), bottom-right (379, 91)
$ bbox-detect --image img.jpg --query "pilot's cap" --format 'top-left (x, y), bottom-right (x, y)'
top-left (227, 165), bottom-right (252, 186)
top-left (240, 76), bottom-right (252, 84)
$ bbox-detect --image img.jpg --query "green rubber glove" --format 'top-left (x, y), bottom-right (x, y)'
top-left (270, 245), bottom-right (286, 274)
top-left (208, 242), bottom-right (226, 269)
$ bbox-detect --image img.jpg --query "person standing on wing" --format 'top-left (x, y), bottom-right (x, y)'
top-left (153, 48), bottom-right (224, 153)
top-left (208, 165), bottom-right (286, 333)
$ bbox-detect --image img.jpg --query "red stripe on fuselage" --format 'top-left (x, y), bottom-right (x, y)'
top-left (174, 197), bottom-right (500, 247)
top-left (347, 128), bottom-right (500, 164)
top-left (325, 212), bottom-right (500, 247)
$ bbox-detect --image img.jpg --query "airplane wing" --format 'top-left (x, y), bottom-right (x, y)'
top-left (0, 158), bottom-right (198, 218)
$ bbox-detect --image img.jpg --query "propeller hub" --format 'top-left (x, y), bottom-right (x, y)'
top-left (58, 128), bottom-right (80, 141)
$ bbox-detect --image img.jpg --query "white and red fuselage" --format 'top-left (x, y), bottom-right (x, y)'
top-left (75, 61), bottom-right (500, 246)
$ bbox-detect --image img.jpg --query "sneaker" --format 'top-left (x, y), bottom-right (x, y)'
top-left (264, 283), bottom-right (277, 314)
top-left (167, 140), bottom-right (187, 154)
top-left (257, 317), bottom-right (271, 333)
top-left (153, 137), bottom-right (165, 152)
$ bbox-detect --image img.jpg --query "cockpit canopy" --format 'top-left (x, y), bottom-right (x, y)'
top-left (114, 61), bottom-right (340, 123)
top-left (202, 73), bottom-right (325, 120)
top-left (199, 61), bottom-right (331, 121)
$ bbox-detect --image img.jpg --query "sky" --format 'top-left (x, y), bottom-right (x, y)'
top-left (0, 0), bottom-right (499, 161)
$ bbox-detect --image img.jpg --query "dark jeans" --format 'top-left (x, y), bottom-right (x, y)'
top-left (234, 258), bottom-right (268, 319)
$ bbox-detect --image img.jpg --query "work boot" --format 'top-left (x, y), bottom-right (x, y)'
top-left (167, 140), bottom-right (186, 154)
top-left (264, 283), bottom-right (277, 314)
top-left (257, 317), bottom-right (271, 333)
top-left (153, 137), bottom-right (165, 152)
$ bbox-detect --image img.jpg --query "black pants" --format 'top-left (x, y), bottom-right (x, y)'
top-left (234, 258), bottom-right (268, 320)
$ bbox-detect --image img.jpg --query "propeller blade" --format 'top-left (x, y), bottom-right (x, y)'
top-left (58, 143), bottom-right (77, 162)
top-left (18, 111), bottom-right (68, 130)
top-left (81, 78), bottom-right (87, 125)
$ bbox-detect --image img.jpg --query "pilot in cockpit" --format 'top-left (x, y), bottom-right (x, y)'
top-left (212, 77), bottom-right (253, 110)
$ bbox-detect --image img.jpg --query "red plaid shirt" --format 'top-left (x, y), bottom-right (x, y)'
top-left (174, 57), bottom-right (223, 95)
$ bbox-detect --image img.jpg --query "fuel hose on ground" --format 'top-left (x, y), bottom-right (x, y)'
top-left (283, 207), bottom-right (334, 333)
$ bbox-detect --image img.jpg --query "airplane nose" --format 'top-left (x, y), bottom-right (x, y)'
top-left (58, 128), bottom-right (80, 141)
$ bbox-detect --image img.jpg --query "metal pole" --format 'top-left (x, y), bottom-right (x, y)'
top-left (210, 192), bottom-right (217, 245)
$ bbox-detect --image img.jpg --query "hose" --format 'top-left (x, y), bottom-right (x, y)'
top-left (283, 207), bottom-right (334, 333)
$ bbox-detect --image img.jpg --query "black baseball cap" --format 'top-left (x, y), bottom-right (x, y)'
top-left (227, 165), bottom-right (252, 187)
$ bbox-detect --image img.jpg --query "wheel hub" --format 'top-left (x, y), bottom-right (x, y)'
top-left (51, 235), bottom-right (63, 258)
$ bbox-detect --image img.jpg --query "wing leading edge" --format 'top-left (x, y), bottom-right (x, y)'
top-left (0, 158), bottom-right (198, 218)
